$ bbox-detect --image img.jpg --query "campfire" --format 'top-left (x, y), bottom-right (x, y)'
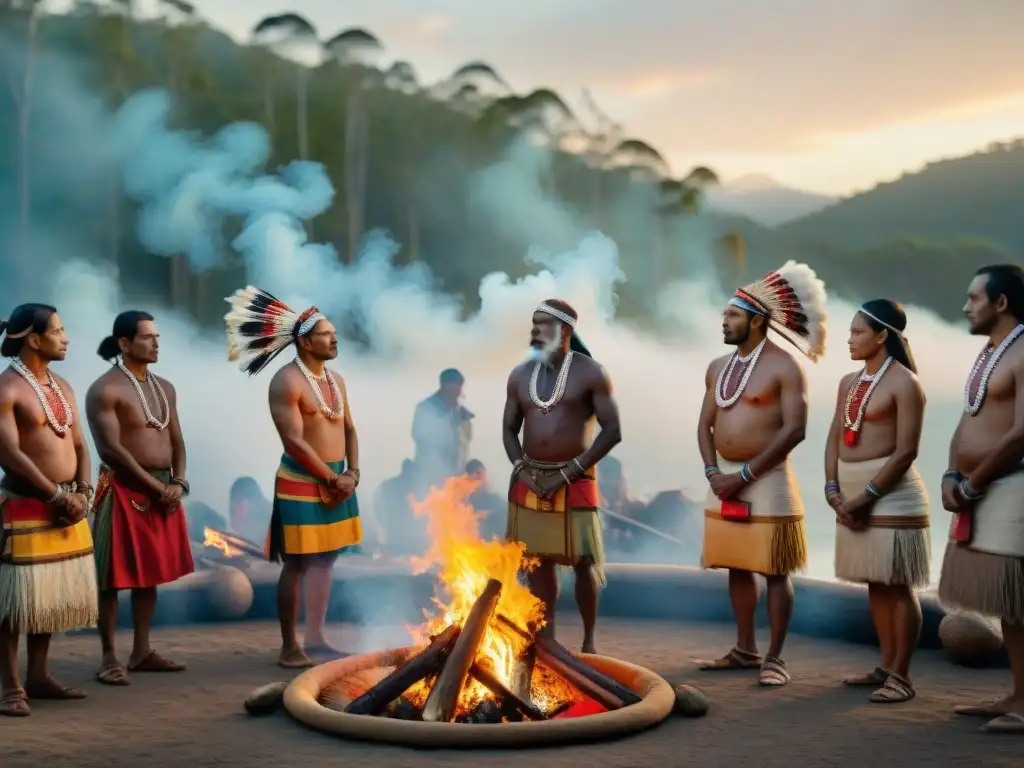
top-left (197, 527), bottom-right (267, 568)
top-left (333, 477), bottom-right (642, 724)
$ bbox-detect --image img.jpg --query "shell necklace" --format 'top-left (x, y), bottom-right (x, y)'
top-left (530, 351), bottom-right (574, 414)
top-left (715, 338), bottom-right (767, 409)
top-left (964, 323), bottom-right (1024, 415)
top-left (117, 358), bottom-right (170, 430)
top-left (9, 357), bottom-right (73, 436)
top-left (842, 356), bottom-right (893, 447)
top-left (294, 357), bottom-right (344, 420)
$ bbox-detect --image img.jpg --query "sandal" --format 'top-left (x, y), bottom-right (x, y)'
top-left (759, 656), bottom-right (791, 687)
top-left (843, 667), bottom-right (890, 687)
top-left (97, 663), bottom-right (131, 686)
top-left (868, 673), bottom-right (915, 704)
top-left (0, 688), bottom-right (30, 717)
top-left (128, 650), bottom-right (186, 673)
top-left (982, 712), bottom-right (1024, 734)
top-left (24, 676), bottom-right (87, 700)
top-left (277, 648), bottom-right (315, 669)
top-left (697, 647), bottom-right (763, 671)
top-left (955, 700), bottom-right (1011, 718)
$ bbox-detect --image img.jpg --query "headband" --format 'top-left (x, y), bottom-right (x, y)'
top-left (536, 302), bottom-right (577, 328)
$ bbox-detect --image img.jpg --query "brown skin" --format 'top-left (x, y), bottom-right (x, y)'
top-left (696, 305), bottom-right (807, 662)
top-left (944, 275), bottom-right (1024, 717)
top-left (0, 312), bottom-right (91, 708)
top-left (502, 311), bottom-right (622, 654)
top-left (267, 319), bottom-right (359, 665)
top-left (85, 319), bottom-right (188, 678)
top-left (824, 311), bottom-right (926, 683)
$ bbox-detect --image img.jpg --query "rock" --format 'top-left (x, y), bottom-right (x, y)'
top-left (673, 684), bottom-right (709, 717)
top-left (206, 565), bottom-right (255, 619)
top-left (244, 681), bottom-right (289, 715)
top-left (938, 610), bottom-right (1006, 667)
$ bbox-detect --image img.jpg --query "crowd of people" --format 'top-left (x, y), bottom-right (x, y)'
top-left (0, 266), bottom-right (1022, 736)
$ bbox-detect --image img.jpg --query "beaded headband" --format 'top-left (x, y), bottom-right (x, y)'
top-left (859, 307), bottom-right (903, 338)
top-left (536, 301), bottom-right (577, 328)
top-left (224, 285), bottom-right (325, 376)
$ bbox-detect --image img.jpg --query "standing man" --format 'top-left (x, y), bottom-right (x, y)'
top-left (938, 265), bottom-right (1024, 734)
top-left (0, 304), bottom-right (98, 717)
top-left (503, 299), bottom-right (621, 653)
top-left (412, 368), bottom-right (474, 493)
top-left (225, 286), bottom-right (362, 669)
top-left (86, 310), bottom-right (195, 686)
top-left (696, 262), bottom-right (827, 687)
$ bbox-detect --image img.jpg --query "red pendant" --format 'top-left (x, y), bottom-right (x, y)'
top-left (843, 428), bottom-right (859, 447)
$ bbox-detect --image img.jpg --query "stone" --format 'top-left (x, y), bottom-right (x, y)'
top-left (673, 684), bottom-right (709, 717)
top-left (243, 681), bottom-right (289, 715)
top-left (207, 565), bottom-right (255, 620)
top-left (938, 610), bottom-right (1006, 668)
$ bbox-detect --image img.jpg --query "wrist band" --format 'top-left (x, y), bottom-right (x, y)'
top-left (704, 464), bottom-right (720, 479)
top-left (960, 477), bottom-right (983, 500)
top-left (170, 477), bottom-right (191, 495)
top-left (824, 480), bottom-right (840, 495)
top-left (572, 458), bottom-right (586, 476)
top-left (345, 468), bottom-right (361, 487)
top-left (865, 481), bottom-right (883, 498)
top-left (943, 469), bottom-right (963, 482)
top-left (560, 469), bottom-right (572, 484)
top-left (740, 463), bottom-right (755, 483)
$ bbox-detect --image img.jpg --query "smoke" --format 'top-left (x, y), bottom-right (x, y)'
top-left (2, 52), bottom-right (981, 596)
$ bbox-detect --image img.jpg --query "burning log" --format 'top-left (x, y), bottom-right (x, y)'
top-left (510, 644), bottom-right (536, 703)
top-left (421, 578), bottom-right (503, 723)
top-left (495, 614), bottom-right (641, 710)
top-left (203, 527), bottom-right (267, 560)
top-left (470, 662), bottom-right (547, 722)
top-left (345, 623), bottom-right (460, 716)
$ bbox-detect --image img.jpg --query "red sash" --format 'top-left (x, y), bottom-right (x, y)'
top-left (95, 470), bottom-right (195, 590)
top-left (508, 476), bottom-right (600, 512)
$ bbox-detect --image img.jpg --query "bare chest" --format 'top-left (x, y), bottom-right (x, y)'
top-left (519, 363), bottom-right (590, 416)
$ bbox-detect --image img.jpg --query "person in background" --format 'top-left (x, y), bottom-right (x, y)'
top-left (229, 476), bottom-right (272, 546)
top-left (466, 459), bottom-right (505, 540)
top-left (373, 459), bottom-right (420, 554)
top-left (412, 368), bottom-right (474, 493)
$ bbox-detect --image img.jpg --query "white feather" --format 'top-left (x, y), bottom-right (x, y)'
top-left (774, 260), bottom-right (828, 362)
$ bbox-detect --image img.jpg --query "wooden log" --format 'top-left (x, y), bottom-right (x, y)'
top-left (470, 662), bottom-right (547, 721)
top-left (344, 624), bottom-right (459, 716)
top-left (510, 644), bottom-right (536, 703)
top-left (421, 578), bottom-right (503, 723)
top-left (537, 635), bottom-right (643, 706)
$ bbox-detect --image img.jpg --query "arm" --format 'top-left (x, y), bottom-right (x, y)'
top-left (824, 376), bottom-right (850, 486)
top-left (746, 361), bottom-right (808, 478)
top-left (501, 371), bottom-right (525, 464)
top-left (964, 365), bottom-right (1024, 491)
top-left (60, 379), bottom-right (91, 487)
top-left (696, 362), bottom-right (719, 469)
top-left (85, 383), bottom-right (165, 496)
top-left (574, 366), bottom-right (622, 470)
top-left (338, 375), bottom-right (359, 473)
top-left (411, 401), bottom-right (431, 450)
top-left (268, 373), bottom-right (337, 484)
top-left (164, 379), bottom-right (187, 481)
top-left (0, 386), bottom-right (61, 498)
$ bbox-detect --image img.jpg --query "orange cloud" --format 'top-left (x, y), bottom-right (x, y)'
top-left (607, 69), bottom-right (724, 97)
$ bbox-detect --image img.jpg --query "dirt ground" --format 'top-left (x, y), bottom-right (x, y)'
top-left (0, 616), bottom-right (1018, 767)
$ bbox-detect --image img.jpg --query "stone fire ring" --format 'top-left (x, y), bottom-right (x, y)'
top-left (284, 645), bottom-right (676, 748)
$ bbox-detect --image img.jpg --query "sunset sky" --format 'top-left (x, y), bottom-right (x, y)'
top-left (180, 0), bottom-right (1024, 195)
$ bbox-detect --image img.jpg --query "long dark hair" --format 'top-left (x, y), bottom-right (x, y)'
top-left (97, 310), bottom-right (154, 361)
top-left (859, 299), bottom-right (917, 373)
top-left (976, 264), bottom-right (1024, 323)
top-left (0, 303), bottom-right (58, 358)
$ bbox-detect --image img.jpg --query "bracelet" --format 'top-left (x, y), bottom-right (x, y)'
top-left (943, 469), bottom-right (963, 482)
top-left (704, 464), bottom-right (720, 479)
top-left (170, 477), bottom-right (191, 495)
top-left (47, 483), bottom-right (69, 504)
top-left (571, 457), bottom-right (586, 476)
top-left (345, 468), bottom-right (361, 487)
top-left (740, 463), bottom-right (756, 483)
top-left (824, 480), bottom-right (840, 496)
top-left (960, 477), bottom-right (984, 500)
top-left (512, 458), bottom-right (525, 478)
top-left (865, 481), bottom-right (884, 498)
top-left (559, 469), bottom-right (572, 484)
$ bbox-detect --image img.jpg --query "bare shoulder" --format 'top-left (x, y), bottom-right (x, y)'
top-left (269, 363), bottom-right (301, 401)
top-left (153, 373), bottom-right (177, 397)
top-left (50, 371), bottom-right (77, 396)
top-left (837, 369), bottom-right (859, 391)
top-left (0, 367), bottom-right (21, 402)
top-left (766, 342), bottom-right (804, 380)
top-left (575, 354), bottom-right (608, 382)
top-left (706, 352), bottom-right (732, 377)
top-left (86, 367), bottom-right (124, 402)
top-left (892, 363), bottom-right (923, 392)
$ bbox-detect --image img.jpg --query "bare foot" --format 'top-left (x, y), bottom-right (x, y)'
top-left (278, 646), bottom-right (315, 669)
top-left (581, 639), bottom-right (597, 654)
top-left (304, 642), bottom-right (350, 661)
top-left (24, 675), bottom-right (88, 700)
top-left (955, 694), bottom-right (1015, 718)
top-left (128, 650), bottom-right (186, 672)
top-left (1, 688), bottom-right (30, 717)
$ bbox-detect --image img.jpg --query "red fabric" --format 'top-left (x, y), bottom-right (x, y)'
top-left (101, 474), bottom-right (194, 589)
top-left (508, 476), bottom-right (600, 509)
top-left (843, 379), bottom-right (871, 447)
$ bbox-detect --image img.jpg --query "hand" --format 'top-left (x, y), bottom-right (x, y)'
top-left (515, 467), bottom-right (545, 497)
top-left (826, 491), bottom-right (845, 510)
top-left (940, 476), bottom-right (961, 513)
top-left (534, 471), bottom-right (569, 499)
top-left (711, 472), bottom-right (747, 501)
top-left (332, 473), bottom-right (356, 500)
top-left (159, 483), bottom-right (184, 513)
top-left (836, 494), bottom-right (874, 529)
top-left (60, 492), bottom-right (88, 524)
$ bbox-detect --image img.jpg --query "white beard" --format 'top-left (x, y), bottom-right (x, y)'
top-left (524, 326), bottom-right (562, 364)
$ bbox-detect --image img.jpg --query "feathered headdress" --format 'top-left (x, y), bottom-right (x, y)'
top-left (729, 261), bottom-right (828, 362)
top-left (224, 286), bottom-right (325, 376)
top-left (536, 299), bottom-right (592, 357)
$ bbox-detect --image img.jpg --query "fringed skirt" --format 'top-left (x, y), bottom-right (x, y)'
top-left (834, 458), bottom-right (931, 588)
top-left (702, 456), bottom-right (807, 577)
top-left (938, 470), bottom-right (1024, 623)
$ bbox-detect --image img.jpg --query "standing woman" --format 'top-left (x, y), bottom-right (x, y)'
top-left (824, 299), bottom-right (930, 703)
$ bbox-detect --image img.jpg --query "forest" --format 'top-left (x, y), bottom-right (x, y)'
top-left (1, 2), bottom-right (1020, 327)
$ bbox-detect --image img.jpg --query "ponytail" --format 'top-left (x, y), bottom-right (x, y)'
top-left (97, 335), bottom-right (121, 362)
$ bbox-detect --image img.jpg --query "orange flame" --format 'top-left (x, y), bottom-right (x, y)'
top-left (402, 475), bottom-right (573, 714)
top-left (203, 526), bottom-right (243, 557)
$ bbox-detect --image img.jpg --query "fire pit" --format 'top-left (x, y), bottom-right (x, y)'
top-left (279, 478), bottom-right (675, 747)
top-left (196, 527), bottom-right (267, 569)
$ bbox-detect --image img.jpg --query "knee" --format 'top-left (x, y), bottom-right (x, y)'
top-left (281, 556), bottom-right (307, 576)
top-left (312, 552), bottom-right (339, 570)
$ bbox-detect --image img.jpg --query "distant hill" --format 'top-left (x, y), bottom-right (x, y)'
top-left (778, 141), bottom-right (1024, 252)
top-left (704, 174), bottom-right (836, 227)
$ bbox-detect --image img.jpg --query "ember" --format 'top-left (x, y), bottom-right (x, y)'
top-left (201, 527), bottom-right (266, 560)
top-left (336, 477), bottom-right (642, 724)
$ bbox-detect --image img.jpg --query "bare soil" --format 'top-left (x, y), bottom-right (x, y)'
top-left (0, 617), bottom-right (1017, 767)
